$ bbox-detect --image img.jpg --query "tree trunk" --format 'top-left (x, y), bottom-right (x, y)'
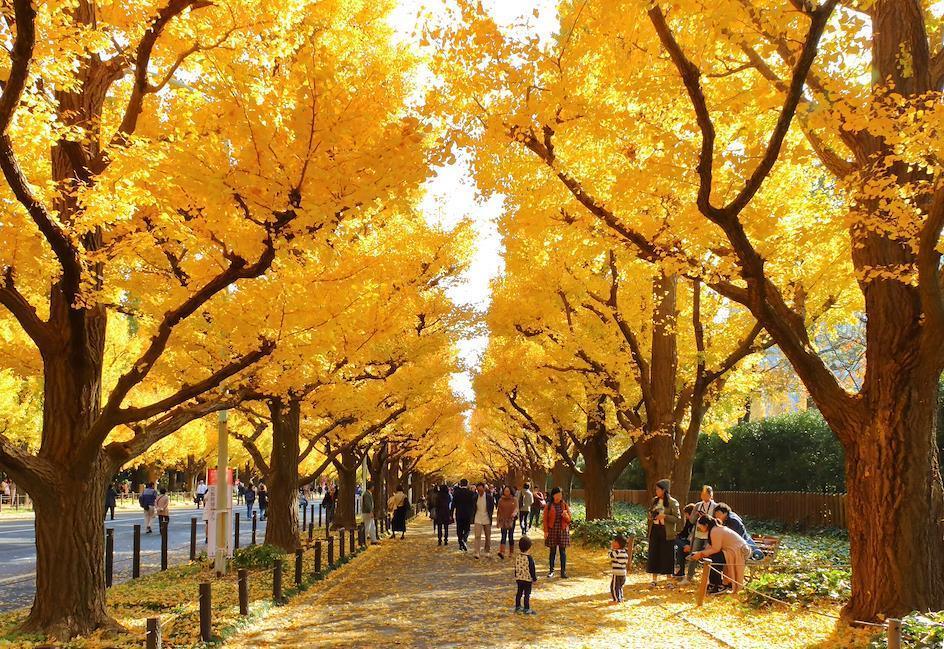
top-left (841, 374), bottom-right (944, 620)
top-left (333, 448), bottom-right (357, 530)
top-left (582, 409), bottom-right (613, 520)
top-left (21, 462), bottom-right (116, 637)
top-left (550, 459), bottom-right (572, 500)
top-left (264, 398), bottom-right (300, 551)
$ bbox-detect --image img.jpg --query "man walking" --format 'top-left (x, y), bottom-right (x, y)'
top-left (139, 482), bottom-right (158, 534)
top-left (518, 483), bottom-right (534, 534)
top-left (362, 481), bottom-right (378, 544)
top-left (450, 478), bottom-right (476, 552)
top-left (472, 481), bottom-right (495, 559)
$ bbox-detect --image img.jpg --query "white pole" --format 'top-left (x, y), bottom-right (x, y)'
top-left (214, 409), bottom-right (229, 576)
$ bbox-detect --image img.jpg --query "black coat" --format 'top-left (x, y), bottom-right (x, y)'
top-left (434, 489), bottom-right (452, 523)
top-left (450, 486), bottom-right (477, 521)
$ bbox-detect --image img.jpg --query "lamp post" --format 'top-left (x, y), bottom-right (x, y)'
top-left (214, 409), bottom-right (229, 576)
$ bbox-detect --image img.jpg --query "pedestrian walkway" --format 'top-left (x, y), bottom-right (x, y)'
top-left (224, 518), bottom-right (858, 649)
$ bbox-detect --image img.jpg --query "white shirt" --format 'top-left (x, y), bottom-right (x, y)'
top-left (474, 493), bottom-right (490, 525)
top-left (196, 483), bottom-right (208, 495)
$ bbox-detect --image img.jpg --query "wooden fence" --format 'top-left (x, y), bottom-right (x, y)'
top-left (569, 489), bottom-right (847, 529)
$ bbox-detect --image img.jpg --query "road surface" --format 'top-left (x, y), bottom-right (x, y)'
top-left (0, 504), bottom-right (274, 613)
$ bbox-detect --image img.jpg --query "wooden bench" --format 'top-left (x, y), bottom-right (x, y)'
top-left (748, 534), bottom-right (781, 569)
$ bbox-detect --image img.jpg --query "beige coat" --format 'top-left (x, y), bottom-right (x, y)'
top-left (702, 525), bottom-right (751, 592)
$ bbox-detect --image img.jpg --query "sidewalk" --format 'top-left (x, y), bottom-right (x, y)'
top-left (224, 520), bottom-right (731, 649)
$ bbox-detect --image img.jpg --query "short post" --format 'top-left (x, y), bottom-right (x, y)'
top-left (146, 617), bottom-right (161, 649)
top-left (339, 528), bottom-right (346, 560)
top-left (310, 504), bottom-right (315, 528)
top-left (133, 524), bottom-right (141, 579)
top-left (237, 568), bottom-right (249, 616)
top-left (327, 536), bottom-right (334, 567)
top-left (190, 517), bottom-right (197, 561)
top-left (105, 528), bottom-right (114, 587)
top-left (273, 558), bottom-right (283, 604)
top-left (308, 522), bottom-right (314, 543)
top-left (887, 619), bottom-right (902, 649)
top-left (318, 503), bottom-right (322, 528)
top-left (696, 559), bottom-right (712, 607)
top-left (199, 582), bottom-right (212, 642)
top-left (160, 519), bottom-right (168, 571)
top-left (358, 524), bottom-right (365, 548)
top-left (234, 512), bottom-right (240, 550)
top-left (295, 549), bottom-right (303, 586)
top-left (302, 503), bottom-right (307, 530)
top-left (252, 511), bottom-right (258, 545)
top-left (314, 540), bottom-right (322, 575)
top-left (349, 528), bottom-right (355, 555)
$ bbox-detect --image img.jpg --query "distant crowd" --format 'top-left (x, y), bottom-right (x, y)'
top-left (408, 478), bottom-right (766, 613)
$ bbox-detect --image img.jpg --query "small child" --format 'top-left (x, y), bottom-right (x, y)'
top-left (514, 536), bottom-right (538, 614)
top-left (609, 534), bottom-right (629, 604)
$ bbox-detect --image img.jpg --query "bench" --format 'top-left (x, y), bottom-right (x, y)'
top-left (748, 534), bottom-right (781, 570)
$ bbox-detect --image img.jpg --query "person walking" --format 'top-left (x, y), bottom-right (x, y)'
top-left (450, 478), bottom-right (477, 552)
top-left (362, 481), bottom-right (378, 544)
top-left (514, 536), bottom-right (538, 615)
top-left (257, 482), bottom-right (268, 521)
top-left (609, 534), bottom-right (630, 604)
top-left (244, 481), bottom-right (256, 519)
top-left (647, 478), bottom-right (682, 587)
top-left (518, 483), bottom-right (534, 534)
top-left (497, 486), bottom-right (518, 559)
top-left (195, 479), bottom-right (208, 509)
top-left (543, 486), bottom-right (571, 578)
top-left (322, 485), bottom-right (336, 529)
top-left (472, 481), bottom-right (495, 559)
top-left (139, 482), bottom-right (158, 534)
top-left (434, 483), bottom-right (452, 546)
top-left (388, 484), bottom-right (410, 540)
top-left (530, 488), bottom-right (545, 530)
top-left (105, 483), bottom-right (117, 521)
top-left (156, 487), bottom-right (170, 532)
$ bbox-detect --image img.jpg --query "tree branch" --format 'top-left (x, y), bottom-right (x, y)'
top-left (0, 265), bottom-right (51, 350)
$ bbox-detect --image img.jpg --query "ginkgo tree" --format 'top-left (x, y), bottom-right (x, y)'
top-left (0, 0), bottom-right (436, 637)
top-left (437, 0), bottom-right (944, 620)
top-left (476, 220), bottom-right (776, 519)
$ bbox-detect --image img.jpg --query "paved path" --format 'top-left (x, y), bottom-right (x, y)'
top-left (224, 520), bottom-right (731, 649)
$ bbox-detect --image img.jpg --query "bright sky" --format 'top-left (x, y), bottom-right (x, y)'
top-left (388, 0), bottom-right (560, 409)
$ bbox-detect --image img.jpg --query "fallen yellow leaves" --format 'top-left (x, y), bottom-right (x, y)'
top-left (224, 520), bottom-right (876, 649)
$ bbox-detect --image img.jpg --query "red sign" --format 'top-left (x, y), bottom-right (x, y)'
top-left (207, 468), bottom-right (234, 486)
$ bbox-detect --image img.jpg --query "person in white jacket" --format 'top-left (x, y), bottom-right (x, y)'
top-left (518, 483), bottom-right (535, 534)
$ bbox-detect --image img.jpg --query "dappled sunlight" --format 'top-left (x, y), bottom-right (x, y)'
top-left (225, 521), bottom-right (870, 648)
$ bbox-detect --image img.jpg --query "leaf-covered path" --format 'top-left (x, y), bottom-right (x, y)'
top-left (223, 518), bottom-right (869, 649)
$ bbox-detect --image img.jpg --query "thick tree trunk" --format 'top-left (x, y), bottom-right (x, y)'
top-left (582, 415), bottom-right (613, 520)
top-left (841, 375), bottom-right (944, 620)
top-left (333, 448), bottom-right (357, 530)
top-left (22, 462), bottom-right (116, 637)
top-left (264, 398), bottom-right (300, 551)
top-left (529, 466), bottom-right (547, 491)
top-left (550, 459), bottom-right (572, 500)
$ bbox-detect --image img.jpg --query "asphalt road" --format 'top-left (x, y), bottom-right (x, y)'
top-left (0, 504), bottom-right (275, 613)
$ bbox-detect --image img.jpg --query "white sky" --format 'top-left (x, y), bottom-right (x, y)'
top-left (388, 0), bottom-right (560, 408)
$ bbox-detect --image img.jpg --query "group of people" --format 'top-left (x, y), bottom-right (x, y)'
top-left (136, 482), bottom-right (170, 534)
top-left (646, 481), bottom-right (763, 596)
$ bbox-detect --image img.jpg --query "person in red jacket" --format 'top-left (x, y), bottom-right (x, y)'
top-left (543, 487), bottom-right (571, 578)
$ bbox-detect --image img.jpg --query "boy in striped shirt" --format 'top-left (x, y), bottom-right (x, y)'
top-left (608, 534), bottom-right (629, 604)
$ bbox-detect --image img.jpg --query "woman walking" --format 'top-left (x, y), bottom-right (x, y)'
top-left (434, 483), bottom-right (452, 545)
top-left (543, 486), bottom-right (571, 578)
top-left (497, 486), bottom-right (518, 559)
top-left (388, 484), bottom-right (410, 540)
top-left (155, 487), bottom-right (170, 531)
top-left (257, 482), bottom-right (268, 521)
top-left (647, 478), bottom-right (681, 587)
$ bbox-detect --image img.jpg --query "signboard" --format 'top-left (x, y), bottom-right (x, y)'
top-left (205, 468), bottom-right (234, 558)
